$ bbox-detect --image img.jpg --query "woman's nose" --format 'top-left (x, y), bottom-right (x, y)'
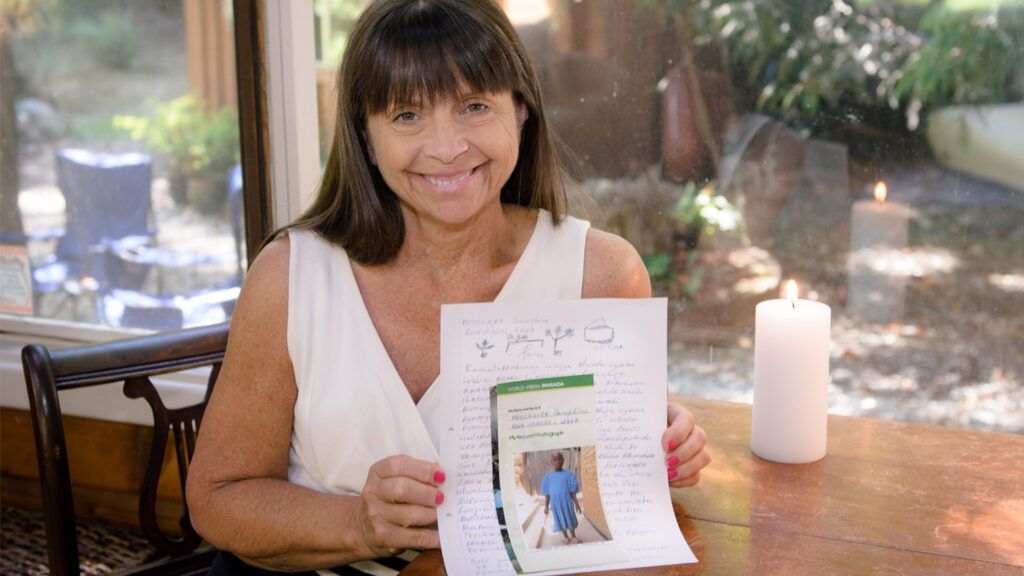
top-left (423, 117), bottom-right (469, 163)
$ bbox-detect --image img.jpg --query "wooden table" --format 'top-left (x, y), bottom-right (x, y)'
top-left (402, 396), bottom-right (1024, 575)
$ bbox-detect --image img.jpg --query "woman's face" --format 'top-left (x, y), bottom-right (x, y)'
top-left (365, 89), bottom-right (526, 228)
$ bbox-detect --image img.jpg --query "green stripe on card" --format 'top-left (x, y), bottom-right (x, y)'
top-left (495, 374), bottom-right (594, 395)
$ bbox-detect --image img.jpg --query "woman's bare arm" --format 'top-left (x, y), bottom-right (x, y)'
top-left (187, 238), bottom-right (440, 571)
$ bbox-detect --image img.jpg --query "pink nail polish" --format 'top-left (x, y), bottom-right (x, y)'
top-left (666, 455), bottom-right (680, 469)
top-left (435, 492), bottom-right (445, 505)
top-left (434, 470), bottom-right (446, 484)
top-left (668, 439), bottom-right (677, 451)
top-left (668, 469), bottom-right (678, 480)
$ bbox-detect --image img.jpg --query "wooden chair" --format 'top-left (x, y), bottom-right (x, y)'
top-left (21, 323), bottom-right (229, 575)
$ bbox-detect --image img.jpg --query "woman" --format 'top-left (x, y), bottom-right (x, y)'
top-left (187, 0), bottom-right (711, 572)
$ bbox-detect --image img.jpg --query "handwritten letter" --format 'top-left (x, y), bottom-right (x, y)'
top-left (438, 299), bottom-right (696, 574)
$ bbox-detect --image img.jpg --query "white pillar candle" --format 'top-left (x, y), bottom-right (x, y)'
top-left (850, 182), bottom-right (910, 250)
top-left (848, 182), bottom-right (911, 323)
top-left (751, 280), bottom-right (831, 464)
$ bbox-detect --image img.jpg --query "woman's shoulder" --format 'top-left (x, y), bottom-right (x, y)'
top-left (268, 228), bottom-right (343, 268)
top-left (252, 235), bottom-right (291, 271)
top-left (582, 228), bottom-right (652, 299)
top-left (239, 235), bottom-right (291, 302)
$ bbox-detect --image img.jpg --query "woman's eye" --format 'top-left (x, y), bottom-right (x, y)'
top-left (465, 102), bottom-right (489, 114)
top-left (394, 111), bottom-right (417, 123)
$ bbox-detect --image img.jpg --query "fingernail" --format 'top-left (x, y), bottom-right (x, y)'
top-left (668, 439), bottom-right (677, 451)
top-left (668, 469), bottom-right (678, 480)
top-left (434, 470), bottom-right (446, 484)
top-left (666, 455), bottom-right (680, 469)
top-left (435, 492), bottom-right (445, 505)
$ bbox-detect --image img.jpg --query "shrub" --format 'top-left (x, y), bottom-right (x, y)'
top-left (893, 7), bottom-right (1024, 127)
top-left (678, 0), bottom-right (1024, 134)
top-left (76, 13), bottom-right (139, 70)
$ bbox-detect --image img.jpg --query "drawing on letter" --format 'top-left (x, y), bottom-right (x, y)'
top-left (476, 339), bottom-right (495, 358)
top-left (545, 326), bottom-right (575, 356)
top-left (505, 333), bottom-right (544, 356)
top-left (584, 318), bottom-right (615, 344)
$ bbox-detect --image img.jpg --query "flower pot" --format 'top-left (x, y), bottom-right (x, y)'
top-left (660, 66), bottom-right (735, 183)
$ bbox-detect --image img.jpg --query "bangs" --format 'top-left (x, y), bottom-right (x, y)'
top-left (353, 1), bottom-right (523, 115)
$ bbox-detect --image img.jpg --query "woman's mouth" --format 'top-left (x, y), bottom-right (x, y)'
top-left (420, 165), bottom-right (479, 191)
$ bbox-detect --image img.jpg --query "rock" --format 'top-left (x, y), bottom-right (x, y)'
top-left (16, 98), bottom-right (66, 144)
top-left (720, 118), bottom-right (804, 249)
top-left (568, 165), bottom-right (680, 256)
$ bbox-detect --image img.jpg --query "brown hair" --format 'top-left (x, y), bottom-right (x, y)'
top-left (283, 0), bottom-right (567, 265)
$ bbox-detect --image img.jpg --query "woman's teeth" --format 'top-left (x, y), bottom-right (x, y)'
top-left (424, 168), bottom-right (474, 189)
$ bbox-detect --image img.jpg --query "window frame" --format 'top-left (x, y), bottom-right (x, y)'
top-left (1, 0), bottom-right (317, 419)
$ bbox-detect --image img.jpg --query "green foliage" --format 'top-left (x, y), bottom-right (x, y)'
top-left (50, 0), bottom-right (124, 24)
top-left (641, 181), bottom-right (743, 298)
top-left (681, 251), bottom-right (706, 300)
top-left (114, 96), bottom-right (240, 179)
top-left (314, 0), bottom-right (364, 63)
top-left (642, 247), bottom-right (708, 299)
top-left (653, 0), bottom-right (1024, 134)
top-left (74, 13), bottom-right (139, 70)
top-left (689, 0), bottom-right (919, 130)
top-left (673, 181), bottom-right (742, 238)
top-left (71, 114), bottom-right (131, 141)
top-left (893, 7), bottom-right (1023, 118)
top-left (642, 251), bottom-right (674, 287)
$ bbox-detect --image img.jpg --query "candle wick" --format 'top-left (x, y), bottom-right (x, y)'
top-left (791, 299), bottom-right (796, 310)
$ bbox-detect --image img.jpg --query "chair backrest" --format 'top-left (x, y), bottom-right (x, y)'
top-left (55, 148), bottom-right (154, 277)
top-left (21, 323), bottom-right (229, 575)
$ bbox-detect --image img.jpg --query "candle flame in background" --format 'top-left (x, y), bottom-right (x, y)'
top-left (786, 279), bottom-right (798, 308)
top-left (874, 181), bottom-right (888, 204)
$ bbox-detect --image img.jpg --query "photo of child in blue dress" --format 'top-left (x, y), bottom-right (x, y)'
top-left (543, 452), bottom-right (582, 544)
top-left (513, 446), bottom-right (612, 551)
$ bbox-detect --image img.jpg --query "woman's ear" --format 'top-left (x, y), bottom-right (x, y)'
top-left (516, 103), bottom-right (529, 133)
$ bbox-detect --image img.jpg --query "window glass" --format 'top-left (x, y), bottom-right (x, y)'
top-left (313, 0), bottom-right (364, 165)
top-left (2, 0), bottom-right (245, 332)
top-left (310, 0), bottom-right (1023, 433)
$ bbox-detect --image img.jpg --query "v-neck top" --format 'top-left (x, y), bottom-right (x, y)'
top-left (286, 210), bottom-right (590, 495)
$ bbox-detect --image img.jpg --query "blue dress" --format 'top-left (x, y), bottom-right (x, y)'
top-left (542, 469), bottom-right (579, 532)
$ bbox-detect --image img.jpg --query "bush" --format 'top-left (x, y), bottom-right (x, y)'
top-left (893, 7), bottom-right (1024, 127)
top-left (683, 0), bottom-right (1024, 134)
top-left (114, 96), bottom-right (240, 182)
top-left (75, 13), bottom-right (139, 70)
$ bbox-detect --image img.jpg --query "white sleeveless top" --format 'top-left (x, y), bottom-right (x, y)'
top-left (286, 210), bottom-right (590, 495)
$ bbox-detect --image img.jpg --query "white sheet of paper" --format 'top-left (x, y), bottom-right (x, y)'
top-left (438, 298), bottom-right (697, 575)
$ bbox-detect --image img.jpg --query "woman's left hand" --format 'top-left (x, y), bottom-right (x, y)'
top-left (662, 402), bottom-right (711, 488)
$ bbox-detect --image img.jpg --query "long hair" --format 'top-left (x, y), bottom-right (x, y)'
top-left (282, 0), bottom-right (568, 265)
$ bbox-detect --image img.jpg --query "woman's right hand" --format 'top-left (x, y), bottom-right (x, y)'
top-left (357, 455), bottom-right (446, 557)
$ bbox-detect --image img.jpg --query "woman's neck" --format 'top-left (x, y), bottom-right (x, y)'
top-left (395, 202), bottom-right (527, 284)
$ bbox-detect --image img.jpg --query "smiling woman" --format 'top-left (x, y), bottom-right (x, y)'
top-left (294, 0), bottom-right (566, 265)
top-left (365, 91), bottom-right (527, 229)
top-left (184, 0), bottom-right (710, 573)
